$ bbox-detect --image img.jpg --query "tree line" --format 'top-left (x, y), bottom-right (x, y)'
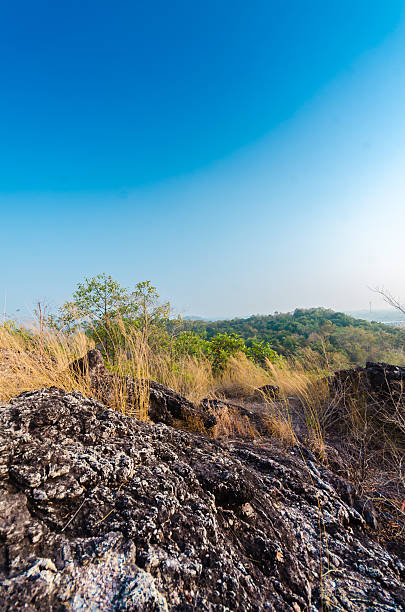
top-left (42, 273), bottom-right (283, 372)
top-left (25, 274), bottom-right (405, 370)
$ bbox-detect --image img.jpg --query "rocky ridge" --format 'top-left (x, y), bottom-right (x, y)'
top-left (0, 386), bottom-right (404, 610)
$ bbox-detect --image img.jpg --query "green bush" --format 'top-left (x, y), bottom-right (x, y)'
top-left (245, 338), bottom-right (284, 366)
top-left (206, 332), bottom-right (247, 373)
top-left (173, 331), bottom-right (209, 358)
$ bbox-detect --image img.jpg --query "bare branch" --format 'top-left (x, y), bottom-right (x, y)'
top-left (370, 286), bottom-right (405, 316)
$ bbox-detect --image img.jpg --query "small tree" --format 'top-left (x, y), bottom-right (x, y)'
top-left (207, 332), bottom-right (247, 373)
top-left (245, 338), bottom-right (283, 366)
top-left (131, 281), bottom-right (170, 339)
top-left (53, 274), bottom-right (137, 355)
top-left (49, 274), bottom-right (169, 358)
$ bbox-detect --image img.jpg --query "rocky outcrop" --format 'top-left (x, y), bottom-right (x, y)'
top-left (332, 361), bottom-right (405, 400)
top-left (1, 387), bottom-right (404, 610)
top-left (330, 361), bottom-right (405, 449)
top-left (71, 349), bottom-right (217, 429)
top-left (255, 384), bottom-right (280, 400)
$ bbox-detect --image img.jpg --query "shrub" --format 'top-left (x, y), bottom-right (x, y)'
top-left (206, 332), bottom-right (247, 373)
top-left (173, 331), bottom-right (209, 358)
top-left (245, 338), bottom-right (285, 367)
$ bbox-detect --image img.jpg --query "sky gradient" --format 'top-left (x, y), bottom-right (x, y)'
top-left (1, 1), bottom-right (405, 318)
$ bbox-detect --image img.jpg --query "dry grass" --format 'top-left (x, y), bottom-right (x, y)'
top-left (216, 353), bottom-right (273, 398)
top-left (265, 358), bottom-right (332, 458)
top-left (149, 353), bottom-right (214, 404)
top-left (210, 402), bottom-right (260, 440)
top-left (0, 321), bottom-right (331, 446)
top-left (98, 322), bottom-right (151, 419)
top-left (328, 374), bottom-right (405, 503)
top-left (0, 322), bottom-right (151, 420)
top-left (262, 401), bottom-right (296, 447)
top-left (0, 321), bottom-right (215, 416)
top-left (0, 324), bottom-right (93, 402)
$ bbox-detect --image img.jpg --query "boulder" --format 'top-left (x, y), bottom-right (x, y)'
top-left (332, 361), bottom-right (405, 400)
top-left (255, 384), bottom-right (280, 400)
top-left (70, 349), bottom-right (217, 429)
top-left (0, 387), bottom-right (404, 610)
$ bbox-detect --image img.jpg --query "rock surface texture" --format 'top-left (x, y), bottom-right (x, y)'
top-left (0, 387), bottom-right (404, 611)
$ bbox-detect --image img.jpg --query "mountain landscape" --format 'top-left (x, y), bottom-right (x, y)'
top-left (1, 276), bottom-right (405, 610)
top-left (179, 307), bottom-right (405, 368)
top-left (2, 1), bottom-right (405, 609)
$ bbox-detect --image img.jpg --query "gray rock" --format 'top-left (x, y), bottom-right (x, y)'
top-left (332, 361), bottom-right (405, 401)
top-left (0, 387), bottom-right (404, 610)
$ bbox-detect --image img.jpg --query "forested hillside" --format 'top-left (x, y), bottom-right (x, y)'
top-left (25, 275), bottom-right (405, 371)
top-left (179, 308), bottom-right (405, 367)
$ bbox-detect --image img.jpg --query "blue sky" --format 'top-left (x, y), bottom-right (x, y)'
top-left (1, 1), bottom-right (405, 318)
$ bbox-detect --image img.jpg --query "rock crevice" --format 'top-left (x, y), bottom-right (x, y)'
top-left (0, 387), bottom-right (404, 610)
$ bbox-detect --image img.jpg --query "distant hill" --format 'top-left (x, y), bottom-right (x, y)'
top-left (182, 315), bottom-right (226, 322)
top-left (178, 307), bottom-right (405, 368)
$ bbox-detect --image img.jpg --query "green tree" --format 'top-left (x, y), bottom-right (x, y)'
top-left (207, 332), bottom-right (246, 372)
top-left (174, 331), bottom-right (209, 358)
top-left (245, 338), bottom-right (283, 366)
top-left (131, 281), bottom-right (170, 338)
top-left (50, 274), bottom-right (169, 357)
top-left (59, 274), bottom-right (138, 354)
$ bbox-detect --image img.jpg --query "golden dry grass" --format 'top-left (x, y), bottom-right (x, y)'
top-left (261, 401), bottom-right (296, 447)
top-left (149, 353), bottom-right (214, 404)
top-left (0, 324), bottom-right (93, 402)
top-left (215, 353), bottom-right (273, 398)
top-left (265, 357), bottom-right (332, 457)
top-left (0, 321), bottom-right (330, 451)
top-left (211, 403), bottom-right (260, 440)
top-left (0, 322), bottom-right (151, 419)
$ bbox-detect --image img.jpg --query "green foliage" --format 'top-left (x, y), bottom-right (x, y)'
top-left (47, 277), bottom-right (405, 371)
top-left (245, 338), bottom-right (285, 366)
top-left (176, 307), bottom-right (405, 367)
top-left (206, 332), bottom-right (247, 372)
top-left (173, 331), bottom-right (209, 358)
top-left (131, 281), bottom-right (170, 333)
top-left (49, 274), bottom-right (170, 358)
top-left (49, 274), bottom-right (136, 332)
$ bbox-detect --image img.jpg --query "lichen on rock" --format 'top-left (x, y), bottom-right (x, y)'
top-left (0, 387), bottom-right (404, 610)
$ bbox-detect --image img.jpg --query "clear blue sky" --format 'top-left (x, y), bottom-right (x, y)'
top-left (1, 1), bottom-right (405, 318)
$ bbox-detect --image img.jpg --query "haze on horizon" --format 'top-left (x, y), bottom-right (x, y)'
top-left (1, 1), bottom-right (405, 320)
